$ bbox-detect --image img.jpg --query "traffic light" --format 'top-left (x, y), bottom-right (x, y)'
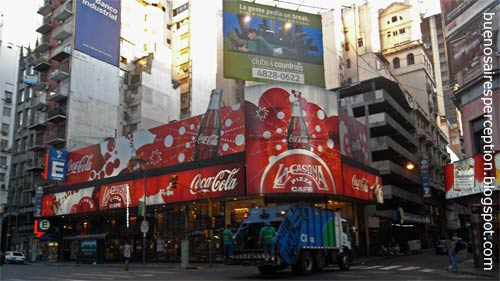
top-left (211, 217), bottom-right (216, 228)
top-left (169, 174), bottom-right (178, 189)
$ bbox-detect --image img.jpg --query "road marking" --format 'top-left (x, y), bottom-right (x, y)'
top-left (350, 265), bottom-right (369, 269)
top-left (379, 265), bottom-right (402, 270)
top-left (397, 266), bottom-right (420, 271)
top-left (419, 268), bottom-right (435, 272)
top-left (361, 265), bottom-right (384, 269)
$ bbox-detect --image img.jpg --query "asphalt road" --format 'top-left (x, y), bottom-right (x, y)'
top-left (0, 250), bottom-right (495, 280)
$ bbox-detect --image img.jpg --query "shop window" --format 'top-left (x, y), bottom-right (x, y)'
top-left (393, 57), bottom-right (400, 69)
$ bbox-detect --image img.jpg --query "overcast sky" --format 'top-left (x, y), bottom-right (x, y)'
top-left (0, 0), bottom-right (441, 48)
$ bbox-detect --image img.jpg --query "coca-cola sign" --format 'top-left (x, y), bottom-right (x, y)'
top-left (190, 168), bottom-right (240, 194)
top-left (67, 155), bottom-right (94, 174)
top-left (342, 164), bottom-right (383, 203)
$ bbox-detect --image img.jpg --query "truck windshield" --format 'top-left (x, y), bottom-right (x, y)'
top-left (341, 221), bottom-right (349, 235)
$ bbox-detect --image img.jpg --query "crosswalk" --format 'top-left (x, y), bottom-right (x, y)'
top-left (350, 264), bottom-right (437, 273)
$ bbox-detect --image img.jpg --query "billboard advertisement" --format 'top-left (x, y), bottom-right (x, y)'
top-left (446, 5), bottom-right (499, 88)
top-left (342, 164), bottom-right (383, 203)
top-left (445, 152), bottom-right (500, 199)
top-left (75, 0), bottom-right (121, 66)
top-left (244, 84), bottom-right (341, 195)
top-left (440, 0), bottom-right (495, 36)
top-left (223, 0), bottom-right (325, 87)
top-left (41, 163), bottom-right (245, 216)
top-left (64, 100), bottom-right (245, 185)
top-left (338, 98), bottom-right (369, 165)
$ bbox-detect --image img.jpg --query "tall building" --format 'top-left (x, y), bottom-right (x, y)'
top-left (0, 15), bottom-right (19, 252)
top-left (4, 0), bottom-right (178, 259)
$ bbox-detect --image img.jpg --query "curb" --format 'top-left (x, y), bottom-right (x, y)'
top-left (453, 269), bottom-right (499, 279)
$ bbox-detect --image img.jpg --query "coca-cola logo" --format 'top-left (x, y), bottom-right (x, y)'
top-left (352, 175), bottom-right (369, 192)
top-left (67, 155), bottom-right (94, 174)
top-left (197, 134), bottom-right (219, 146)
top-left (190, 168), bottom-right (240, 194)
top-left (261, 150), bottom-right (336, 193)
top-left (101, 184), bottom-right (129, 208)
top-left (288, 135), bottom-right (309, 144)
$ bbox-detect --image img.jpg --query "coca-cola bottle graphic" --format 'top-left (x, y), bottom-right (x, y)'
top-left (287, 92), bottom-right (310, 150)
top-left (193, 89), bottom-right (222, 160)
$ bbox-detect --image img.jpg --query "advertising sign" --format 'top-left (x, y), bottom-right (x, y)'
top-left (223, 0), bottom-right (324, 87)
top-left (75, 0), bottom-right (121, 66)
top-left (338, 99), bottom-right (369, 165)
top-left (244, 84), bottom-right (341, 195)
top-left (440, 0), bottom-right (495, 36)
top-left (421, 158), bottom-right (431, 198)
top-left (342, 164), bottom-right (383, 203)
top-left (64, 103), bottom-right (244, 185)
top-left (34, 185), bottom-right (44, 217)
top-left (42, 162), bottom-right (245, 216)
top-left (47, 149), bottom-right (68, 182)
top-left (446, 6), bottom-right (499, 88)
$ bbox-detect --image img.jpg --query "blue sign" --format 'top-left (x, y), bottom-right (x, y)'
top-left (34, 186), bottom-right (44, 217)
top-left (48, 149), bottom-right (68, 182)
top-left (421, 158), bottom-right (431, 198)
top-left (75, 0), bottom-right (120, 66)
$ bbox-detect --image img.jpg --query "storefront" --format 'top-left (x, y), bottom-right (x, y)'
top-left (38, 84), bottom-right (383, 263)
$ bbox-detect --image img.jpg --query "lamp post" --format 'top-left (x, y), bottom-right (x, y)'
top-left (169, 175), bottom-right (214, 267)
top-left (131, 156), bottom-right (148, 264)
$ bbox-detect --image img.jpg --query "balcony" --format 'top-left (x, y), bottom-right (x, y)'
top-left (45, 126), bottom-right (66, 145)
top-left (37, 0), bottom-right (54, 16)
top-left (28, 113), bottom-right (47, 131)
top-left (34, 34), bottom-right (52, 54)
top-left (51, 42), bottom-right (72, 62)
top-left (36, 16), bottom-right (54, 34)
top-left (54, 0), bottom-right (73, 21)
top-left (33, 55), bottom-right (52, 72)
top-left (27, 134), bottom-right (46, 151)
top-left (47, 80), bottom-right (69, 102)
top-left (53, 19), bottom-right (73, 41)
top-left (31, 92), bottom-right (47, 111)
top-left (50, 61), bottom-right (70, 81)
top-left (46, 108), bottom-right (67, 124)
top-left (26, 156), bottom-right (45, 172)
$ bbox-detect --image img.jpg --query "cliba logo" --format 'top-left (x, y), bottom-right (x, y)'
top-left (67, 155), bottom-right (94, 174)
top-left (190, 168), bottom-right (240, 194)
top-left (261, 149), bottom-right (336, 193)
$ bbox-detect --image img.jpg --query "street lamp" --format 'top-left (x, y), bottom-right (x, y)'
top-left (130, 156), bottom-right (148, 264)
top-left (169, 175), bottom-right (214, 267)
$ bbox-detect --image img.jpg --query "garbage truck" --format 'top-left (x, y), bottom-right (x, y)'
top-left (232, 203), bottom-right (352, 274)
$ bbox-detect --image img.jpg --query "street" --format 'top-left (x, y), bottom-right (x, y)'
top-left (0, 250), bottom-right (496, 280)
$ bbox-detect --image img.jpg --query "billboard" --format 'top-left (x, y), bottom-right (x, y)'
top-left (75, 0), bottom-right (121, 66)
top-left (41, 163), bottom-right (245, 216)
top-left (446, 5), bottom-right (499, 88)
top-left (244, 84), bottom-right (341, 195)
top-left (223, 0), bottom-right (324, 87)
top-left (445, 152), bottom-right (500, 199)
top-left (342, 164), bottom-right (383, 203)
top-left (440, 0), bottom-right (496, 36)
top-left (64, 101), bottom-right (245, 185)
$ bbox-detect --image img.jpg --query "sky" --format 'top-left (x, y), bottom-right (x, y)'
top-left (0, 0), bottom-right (441, 48)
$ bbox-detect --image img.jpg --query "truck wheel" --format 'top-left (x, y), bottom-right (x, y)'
top-left (313, 251), bottom-right (326, 271)
top-left (294, 251), bottom-right (313, 274)
top-left (258, 265), bottom-right (277, 274)
top-left (338, 253), bottom-right (350, 271)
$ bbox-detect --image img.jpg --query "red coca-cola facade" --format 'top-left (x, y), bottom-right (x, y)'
top-left (41, 85), bottom-right (381, 217)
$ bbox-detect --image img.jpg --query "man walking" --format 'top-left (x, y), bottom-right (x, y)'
top-left (259, 222), bottom-right (276, 262)
top-left (446, 238), bottom-right (458, 271)
top-left (123, 241), bottom-right (131, 270)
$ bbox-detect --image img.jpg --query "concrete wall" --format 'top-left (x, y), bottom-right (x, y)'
top-left (322, 9), bottom-right (343, 89)
top-left (67, 51), bottom-right (121, 149)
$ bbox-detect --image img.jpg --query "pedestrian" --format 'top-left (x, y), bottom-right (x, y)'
top-left (123, 240), bottom-right (132, 270)
top-left (446, 238), bottom-right (458, 271)
top-left (222, 225), bottom-right (235, 263)
top-left (259, 222), bottom-right (276, 262)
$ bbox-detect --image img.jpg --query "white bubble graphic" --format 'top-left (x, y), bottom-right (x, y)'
top-left (231, 103), bottom-right (241, 110)
top-left (225, 119), bottom-right (232, 127)
top-left (235, 134), bottom-right (245, 146)
top-left (276, 128), bottom-right (283, 134)
top-left (327, 139), bottom-right (334, 149)
top-left (223, 143), bottom-right (229, 151)
top-left (312, 134), bottom-right (317, 139)
top-left (164, 135), bottom-right (174, 147)
top-left (263, 131), bottom-right (272, 139)
top-left (189, 124), bottom-right (195, 130)
top-left (318, 145), bottom-right (323, 152)
top-left (315, 125), bottom-right (321, 132)
top-left (276, 144), bottom-right (282, 150)
top-left (277, 112), bottom-right (285, 119)
top-left (317, 110), bottom-right (325, 120)
top-left (185, 142), bottom-right (191, 148)
top-left (178, 153), bottom-right (185, 162)
top-left (179, 127), bottom-right (186, 135)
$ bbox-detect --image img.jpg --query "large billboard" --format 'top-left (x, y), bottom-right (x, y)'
top-left (75, 0), bottom-right (121, 66)
top-left (446, 5), bottom-right (499, 88)
top-left (440, 0), bottom-right (496, 36)
top-left (223, 0), bottom-right (325, 87)
top-left (244, 84), bottom-right (341, 195)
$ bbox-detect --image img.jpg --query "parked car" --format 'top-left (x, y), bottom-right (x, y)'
top-left (435, 239), bottom-right (448, 255)
top-left (4, 251), bottom-right (26, 264)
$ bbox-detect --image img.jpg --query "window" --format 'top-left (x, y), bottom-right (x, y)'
top-left (392, 16), bottom-right (398, 23)
top-left (0, 173), bottom-right (5, 182)
top-left (344, 42), bottom-right (349, 51)
top-left (393, 31), bottom-right (398, 36)
top-left (387, 32), bottom-right (391, 38)
top-left (0, 156), bottom-right (6, 165)
top-left (346, 59), bottom-right (351, 68)
top-left (18, 112), bottom-right (23, 128)
top-left (1, 123), bottom-right (9, 135)
top-left (3, 107), bottom-right (11, 117)
top-left (18, 89), bottom-right (25, 103)
top-left (357, 38), bottom-right (364, 47)
top-left (407, 53), bottom-right (415, 65)
top-left (399, 28), bottom-right (406, 34)
top-left (393, 57), bottom-right (400, 69)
